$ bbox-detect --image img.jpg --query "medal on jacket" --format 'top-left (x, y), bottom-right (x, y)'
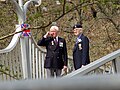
top-left (78, 43), bottom-right (82, 50)
top-left (77, 38), bottom-right (82, 50)
top-left (59, 42), bottom-right (63, 47)
top-left (51, 41), bottom-right (54, 45)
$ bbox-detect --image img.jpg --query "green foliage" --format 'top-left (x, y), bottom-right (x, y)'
top-left (28, 12), bottom-right (42, 21)
top-left (66, 4), bottom-right (70, 12)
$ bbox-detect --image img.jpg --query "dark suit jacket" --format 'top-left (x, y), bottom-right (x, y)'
top-left (37, 37), bottom-right (68, 69)
top-left (73, 34), bottom-right (90, 70)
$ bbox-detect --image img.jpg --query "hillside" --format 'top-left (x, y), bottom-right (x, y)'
top-left (0, 0), bottom-right (120, 62)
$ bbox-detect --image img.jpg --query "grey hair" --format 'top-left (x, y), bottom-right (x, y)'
top-left (50, 26), bottom-right (59, 31)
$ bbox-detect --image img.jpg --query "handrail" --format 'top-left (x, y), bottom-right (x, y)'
top-left (0, 26), bottom-right (21, 53)
top-left (64, 49), bottom-right (120, 77)
top-left (31, 36), bottom-right (46, 53)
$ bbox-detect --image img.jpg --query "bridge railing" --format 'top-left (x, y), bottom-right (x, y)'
top-left (0, 26), bottom-right (23, 81)
top-left (29, 36), bottom-right (47, 79)
top-left (0, 31), bottom-right (73, 80)
top-left (65, 49), bottom-right (120, 78)
top-left (0, 41), bottom-right (23, 80)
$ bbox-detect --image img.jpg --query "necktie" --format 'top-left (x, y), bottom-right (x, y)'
top-left (54, 38), bottom-right (58, 45)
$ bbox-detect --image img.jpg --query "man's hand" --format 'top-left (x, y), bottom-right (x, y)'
top-left (63, 66), bottom-right (67, 72)
top-left (82, 65), bottom-right (85, 68)
top-left (61, 66), bottom-right (67, 76)
top-left (43, 31), bottom-right (50, 38)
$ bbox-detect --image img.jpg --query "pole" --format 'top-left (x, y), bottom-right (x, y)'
top-left (19, 0), bottom-right (32, 79)
top-left (10, 0), bottom-right (41, 79)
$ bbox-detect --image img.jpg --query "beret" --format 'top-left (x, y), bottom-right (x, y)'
top-left (73, 24), bottom-right (82, 29)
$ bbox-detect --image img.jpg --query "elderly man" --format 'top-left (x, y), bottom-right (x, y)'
top-left (37, 26), bottom-right (68, 78)
top-left (72, 24), bottom-right (90, 70)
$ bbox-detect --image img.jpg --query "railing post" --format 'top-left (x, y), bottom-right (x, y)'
top-left (20, 29), bottom-right (33, 79)
top-left (112, 59), bottom-right (117, 74)
top-left (19, 24), bottom-right (31, 79)
top-left (25, 36), bottom-right (32, 79)
top-left (113, 57), bottom-right (120, 74)
top-left (20, 37), bottom-right (28, 79)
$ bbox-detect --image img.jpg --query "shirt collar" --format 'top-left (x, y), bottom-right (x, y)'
top-left (54, 36), bottom-right (58, 41)
top-left (77, 34), bottom-right (82, 39)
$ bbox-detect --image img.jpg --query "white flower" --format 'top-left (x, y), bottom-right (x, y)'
top-left (78, 39), bottom-right (82, 43)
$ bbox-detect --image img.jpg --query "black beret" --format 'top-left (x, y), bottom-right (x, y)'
top-left (73, 24), bottom-right (82, 29)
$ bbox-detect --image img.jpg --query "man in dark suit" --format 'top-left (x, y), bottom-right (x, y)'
top-left (37, 26), bottom-right (68, 78)
top-left (72, 24), bottom-right (90, 70)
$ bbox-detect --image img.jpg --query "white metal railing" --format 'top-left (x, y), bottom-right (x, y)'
top-left (30, 36), bottom-right (47, 79)
top-left (0, 30), bottom-right (73, 80)
top-left (0, 41), bottom-right (23, 80)
top-left (0, 26), bottom-right (23, 81)
top-left (65, 49), bottom-right (120, 78)
top-left (0, 32), bottom-right (47, 80)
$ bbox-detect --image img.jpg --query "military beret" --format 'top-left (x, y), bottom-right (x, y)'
top-left (73, 24), bottom-right (82, 29)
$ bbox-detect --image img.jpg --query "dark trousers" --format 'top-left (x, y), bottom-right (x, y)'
top-left (46, 68), bottom-right (62, 78)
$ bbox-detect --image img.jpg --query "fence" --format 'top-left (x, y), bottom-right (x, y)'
top-left (0, 33), bottom-right (73, 80)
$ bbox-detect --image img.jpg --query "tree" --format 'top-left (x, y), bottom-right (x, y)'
top-left (0, 0), bottom-right (120, 61)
